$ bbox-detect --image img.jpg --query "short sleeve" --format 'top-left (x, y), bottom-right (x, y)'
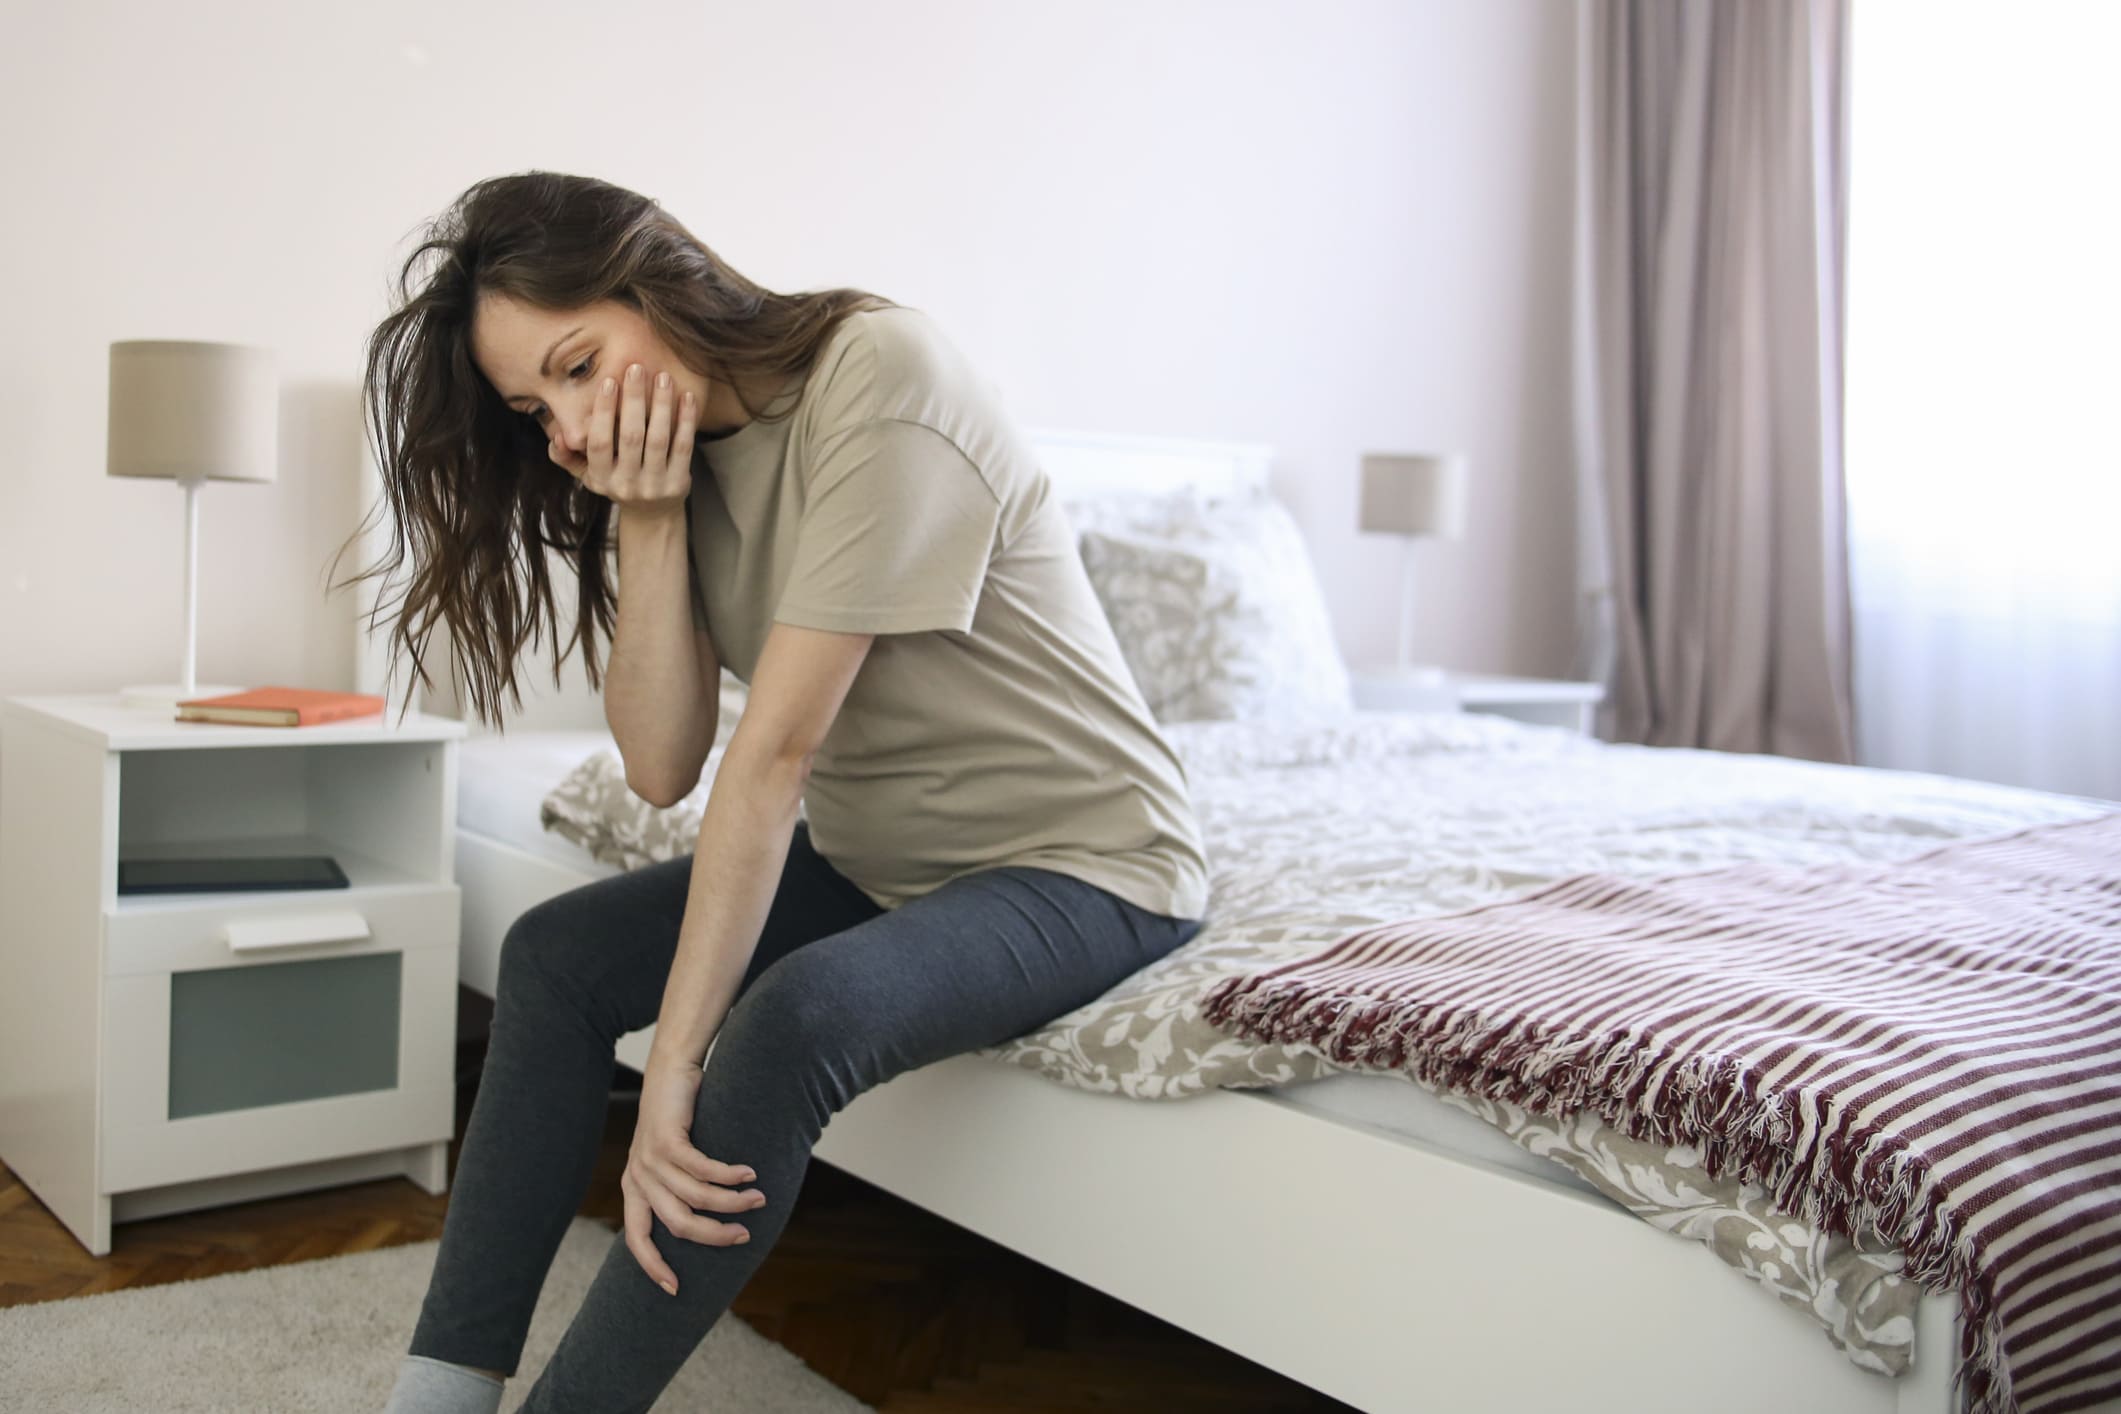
top-left (772, 418), bottom-right (1003, 636)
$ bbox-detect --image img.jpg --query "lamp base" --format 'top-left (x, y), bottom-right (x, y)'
top-left (118, 683), bottom-right (248, 711)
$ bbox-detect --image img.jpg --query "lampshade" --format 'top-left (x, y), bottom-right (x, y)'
top-left (1358, 452), bottom-right (1467, 538)
top-left (107, 341), bottom-right (278, 485)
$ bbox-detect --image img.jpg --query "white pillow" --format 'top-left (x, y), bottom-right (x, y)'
top-left (1078, 490), bottom-right (1351, 723)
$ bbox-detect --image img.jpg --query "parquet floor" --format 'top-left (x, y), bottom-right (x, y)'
top-left (0, 989), bottom-right (1357, 1412)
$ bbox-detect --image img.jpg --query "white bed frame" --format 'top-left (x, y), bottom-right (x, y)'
top-left (354, 426), bottom-right (1963, 1414)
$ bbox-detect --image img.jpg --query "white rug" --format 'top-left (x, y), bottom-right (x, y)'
top-left (0, 1215), bottom-right (877, 1412)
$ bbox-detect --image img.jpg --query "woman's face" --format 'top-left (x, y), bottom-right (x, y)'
top-left (469, 292), bottom-right (750, 457)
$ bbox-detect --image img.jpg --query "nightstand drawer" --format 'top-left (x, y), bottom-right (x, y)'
top-left (104, 884), bottom-right (461, 976)
top-left (98, 886), bottom-right (460, 1194)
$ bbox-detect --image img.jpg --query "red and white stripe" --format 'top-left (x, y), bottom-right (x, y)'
top-left (1202, 810), bottom-right (2121, 1414)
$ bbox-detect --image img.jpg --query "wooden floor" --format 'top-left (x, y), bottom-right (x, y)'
top-left (0, 988), bottom-right (1357, 1412)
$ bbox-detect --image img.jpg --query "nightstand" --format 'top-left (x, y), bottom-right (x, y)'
top-left (1350, 668), bottom-right (1606, 735)
top-left (0, 693), bottom-right (467, 1256)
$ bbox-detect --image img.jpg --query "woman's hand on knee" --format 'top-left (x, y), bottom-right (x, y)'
top-left (622, 1056), bottom-right (769, 1296)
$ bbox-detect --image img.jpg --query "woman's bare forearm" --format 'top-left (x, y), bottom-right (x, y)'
top-left (649, 748), bottom-right (807, 1071)
top-left (605, 503), bottom-right (716, 806)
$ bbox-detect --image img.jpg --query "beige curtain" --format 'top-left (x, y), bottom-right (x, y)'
top-left (1571, 0), bottom-right (1856, 763)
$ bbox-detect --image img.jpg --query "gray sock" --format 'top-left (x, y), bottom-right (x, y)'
top-left (382, 1353), bottom-right (504, 1414)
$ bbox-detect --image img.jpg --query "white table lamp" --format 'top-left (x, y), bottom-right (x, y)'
top-left (106, 340), bottom-right (278, 709)
top-left (1358, 451), bottom-right (1468, 686)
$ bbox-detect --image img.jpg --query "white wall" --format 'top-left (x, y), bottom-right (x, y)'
top-left (1, 0), bottom-right (1577, 720)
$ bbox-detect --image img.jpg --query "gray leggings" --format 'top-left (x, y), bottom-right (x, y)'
top-left (407, 819), bottom-right (1203, 1412)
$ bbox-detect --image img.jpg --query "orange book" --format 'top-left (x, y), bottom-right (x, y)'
top-left (174, 686), bottom-right (387, 728)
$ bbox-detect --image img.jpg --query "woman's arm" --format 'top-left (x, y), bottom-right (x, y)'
top-left (605, 503), bottom-right (719, 806)
top-left (646, 748), bottom-right (805, 1071)
top-left (647, 619), bottom-right (875, 1070)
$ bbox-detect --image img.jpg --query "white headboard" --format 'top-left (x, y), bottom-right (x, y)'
top-left (1019, 425), bottom-right (1273, 503)
top-left (352, 426), bottom-right (1274, 733)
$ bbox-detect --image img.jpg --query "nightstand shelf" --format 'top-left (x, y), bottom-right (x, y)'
top-left (0, 694), bottom-right (468, 1256)
top-left (1350, 667), bottom-right (1606, 734)
top-left (108, 833), bottom-right (442, 913)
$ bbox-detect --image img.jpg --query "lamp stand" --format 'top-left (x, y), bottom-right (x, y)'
top-left (119, 478), bottom-right (245, 710)
top-left (1392, 538), bottom-right (1446, 688)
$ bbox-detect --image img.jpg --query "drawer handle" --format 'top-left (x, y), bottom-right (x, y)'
top-left (221, 910), bottom-right (372, 954)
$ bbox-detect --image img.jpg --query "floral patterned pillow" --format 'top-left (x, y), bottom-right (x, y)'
top-left (1078, 492), bottom-right (1352, 723)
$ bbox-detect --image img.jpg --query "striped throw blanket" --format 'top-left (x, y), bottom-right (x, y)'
top-left (1201, 810), bottom-right (2121, 1414)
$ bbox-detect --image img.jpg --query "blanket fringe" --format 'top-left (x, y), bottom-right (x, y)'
top-left (1199, 976), bottom-right (2017, 1414)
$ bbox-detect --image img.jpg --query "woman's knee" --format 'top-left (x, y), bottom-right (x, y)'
top-left (495, 896), bottom-right (588, 1000)
top-left (708, 955), bottom-right (882, 1103)
top-left (496, 858), bottom-right (691, 1000)
top-left (493, 899), bottom-right (661, 1046)
top-left (723, 956), bottom-right (868, 1054)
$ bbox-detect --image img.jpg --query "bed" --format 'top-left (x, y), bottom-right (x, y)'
top-left (352, 426), bottom-right (2117, 1414)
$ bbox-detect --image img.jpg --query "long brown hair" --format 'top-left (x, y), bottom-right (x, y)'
top-left (329, 170), bottom-right (897, 732)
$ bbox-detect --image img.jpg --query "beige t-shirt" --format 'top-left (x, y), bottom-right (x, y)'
top-left (683, 305), bottom-right (1211, 922)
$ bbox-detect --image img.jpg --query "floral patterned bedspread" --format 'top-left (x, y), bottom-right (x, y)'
top-left (965, 711), bottom-right (2117, 1379)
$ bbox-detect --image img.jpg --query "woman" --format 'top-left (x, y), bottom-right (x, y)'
top-left (350, 171), bottom-right (1212, 1414)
